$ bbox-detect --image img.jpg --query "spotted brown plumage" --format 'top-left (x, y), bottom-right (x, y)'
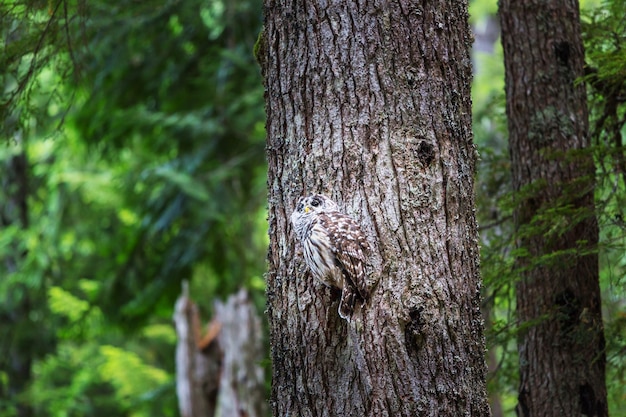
top-left (290, 194), bottom-right (370, 320)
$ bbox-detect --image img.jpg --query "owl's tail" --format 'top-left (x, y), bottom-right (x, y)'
top-left (338, 287), bottom-right (360, 321)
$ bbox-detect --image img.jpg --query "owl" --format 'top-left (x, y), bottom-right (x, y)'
top-left (290, 194), bottom-right (370, 320)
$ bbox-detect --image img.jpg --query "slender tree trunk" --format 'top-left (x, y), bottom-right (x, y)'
top-left (499, 1), bottom-right (608, 416)
top-left (0, 151), bottom-right (34, 417)
top-left (261, 1), bottom-right (490, 415)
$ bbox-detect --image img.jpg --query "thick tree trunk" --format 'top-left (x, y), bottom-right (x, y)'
top-left (261, 1), bottom-right (490, 416)
top-left (499, 1), bottom-right (608, 416)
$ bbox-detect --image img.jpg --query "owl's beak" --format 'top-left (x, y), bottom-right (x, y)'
top-left (304, 206), bottom-right (310, 213)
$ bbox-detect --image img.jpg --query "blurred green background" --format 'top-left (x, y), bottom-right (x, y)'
top-left (1, 0), bottom-right (624, 416)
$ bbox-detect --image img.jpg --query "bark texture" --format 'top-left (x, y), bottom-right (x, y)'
top-left (499, 1), bottom-right (608, 416)
top-left (261, 1), bottom-right (490, 416)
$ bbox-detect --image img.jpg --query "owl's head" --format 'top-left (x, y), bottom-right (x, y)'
top-left (294, 194), bottom-right (339, 215)
top-left (290, 194), bottom-right (339, 238)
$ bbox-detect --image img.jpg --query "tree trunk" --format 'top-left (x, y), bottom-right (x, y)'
top-left (174, 281), bottom-right (220, 417)
top-left (213, 290), bottom-right (268, 417)
top-left (261, 1), bottom-right (490, 416)
top-left (174, 281), bottom-right (267, 417)
top-left (1, 151), bottom-right (34, 417)
top-left (499, 1), bottom-right (608, 416)
top-left (174, 285), bottom-right (267, 417)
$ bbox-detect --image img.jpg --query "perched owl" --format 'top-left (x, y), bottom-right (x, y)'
top-left (290, 194), bottom-right (370, 320)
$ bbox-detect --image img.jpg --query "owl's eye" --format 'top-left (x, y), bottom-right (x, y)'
top-left (297, 202), bottom-right (304, 211)
top-left (310, 198), bottom-right (320, 207)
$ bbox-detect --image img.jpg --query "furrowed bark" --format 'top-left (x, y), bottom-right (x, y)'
top-left (499, 1), bottom-right (608, 415)
top-left (262, 1), bottom-right (490, 416)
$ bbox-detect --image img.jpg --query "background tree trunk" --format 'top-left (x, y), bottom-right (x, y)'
top-left (174, 281), bottom-right (219, 417)
top-left (261, 1), bottom-right (490, 415)
top-left (499, 1), bottom-right (608, 416)
top-left (174, 285), bottom-right (267, 417)
top-left (1, 151), bottom-right (35, 417)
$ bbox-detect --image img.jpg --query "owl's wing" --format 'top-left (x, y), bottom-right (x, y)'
top-left (318, 212), bottom-right (370, 300)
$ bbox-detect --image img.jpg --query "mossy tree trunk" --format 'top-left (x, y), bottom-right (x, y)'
top-left (261, 0), bottom-right (490, 415)
top-left (499, 1), bottom-right (608, 415)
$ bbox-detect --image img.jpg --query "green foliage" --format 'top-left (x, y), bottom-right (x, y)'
top-left (28, 344), bottom-right (119, 417)
top-left (582, 2), bottom-right (626, 415)
top-left (49, 286), bottom-right (90, 322)
top-left (582, 1), bottom-right (626, 95)
top-left (1, 1), bottom-right (77, 142)
top-left (26, 325), bottom-right (178, 417)
top-left (60, 0), bottom-right (267, 324)
top-left (1, 0), bottom-right (266, 415)
top-left (99, 345), bottom-right (171, 413)
top-left (470, 5), bottom-right (519, 414)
